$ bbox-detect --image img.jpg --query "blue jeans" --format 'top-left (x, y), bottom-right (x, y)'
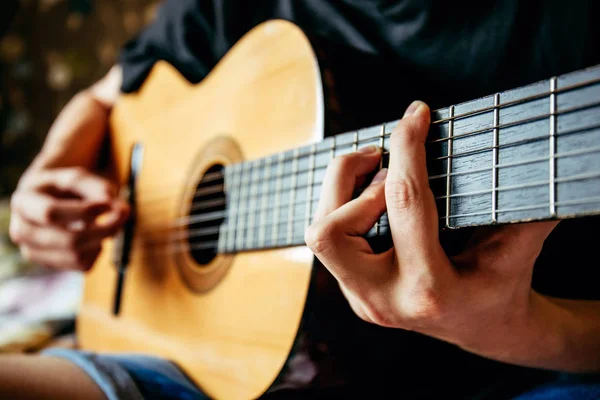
top-left (42, 348), bottom-right (600, 399)
top-left (513, 372), bottom-right (600, 400)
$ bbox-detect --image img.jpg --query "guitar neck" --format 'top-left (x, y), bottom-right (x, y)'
top-left (217, 64), bottom-right (600, 253)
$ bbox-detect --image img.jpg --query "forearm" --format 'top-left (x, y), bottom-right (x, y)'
top-left (539, 295), bottom-right (600, 372)
top-left (29, 65), bottom-right (123, 171)
top-left (479, 293), bottom-right (600, 373)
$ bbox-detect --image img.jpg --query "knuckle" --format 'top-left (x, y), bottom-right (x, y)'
top-left (361, 187), bottom-right (383, 207)
top-left (92, 177), bottom-right (114, 199)
top-left (385, 178), bottom-right (420, 212)
top-left (9, 220), bottom-right (24, 243)
top-left (42, 200), bottom-right (59, 224)
top-left (363, 303), bottom-right (394, 327)
top-left (64, 233), bottom-right (82, 251)
top-left (71, 166), bottom-right (87, 178)
top-left (19, 246), bottom-right (33, 262)
top-left (9, 192), bottom-right (22, 211)
top-left (99, 181), bottom-right (114, 197)
top-left (331, 153), bottom-right (359, 173)
top-left (401, 285), bottom-right (445, 328)
top-left (391, 121), bottom-right (422, 147)
top-left (304, 221), bottom-right (339, 255)
top-left (66, 167), bottom-right (86, 186)
top-left (355, 289), bottom-right (397, 328)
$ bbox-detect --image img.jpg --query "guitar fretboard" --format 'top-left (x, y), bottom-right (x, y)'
top-left (214, 64), bottom-right (600, 253)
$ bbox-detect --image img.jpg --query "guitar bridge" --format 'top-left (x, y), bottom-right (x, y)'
top-left (112, 143), bottom-right (144, 316)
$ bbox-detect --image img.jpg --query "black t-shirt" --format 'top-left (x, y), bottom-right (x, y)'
top-left (118, 1), bottom-right (600, 398)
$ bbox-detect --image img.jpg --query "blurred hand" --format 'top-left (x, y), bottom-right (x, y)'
top-left (9, 167), bottom-right (129, 271)
top-left (8, 66), bottom-right (127, 272)
top-left (305, 101), bottom-right (560, 364)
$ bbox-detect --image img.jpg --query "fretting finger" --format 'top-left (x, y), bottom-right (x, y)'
top-left (306, 169), bottom-right (394, 286)
top-left (313, 146), bottom-right (382, 223)
top-left (386, 101), bottom-right (446, 268)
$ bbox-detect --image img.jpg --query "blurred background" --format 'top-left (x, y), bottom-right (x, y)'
top-left (0, 0), bottom-right (159, 353)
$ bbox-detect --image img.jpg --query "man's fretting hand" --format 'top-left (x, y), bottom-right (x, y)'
top-left (305, 101), bottom-right (570, 369)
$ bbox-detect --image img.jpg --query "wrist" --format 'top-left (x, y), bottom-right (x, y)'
top-left (457, 292), bottom-right (566, 369)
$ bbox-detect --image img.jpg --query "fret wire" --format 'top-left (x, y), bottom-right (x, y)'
top-left (218, 224), bottom-right (226, 253)
top-left (258, 156), bottom-right (271, 247)
top-left (445, 106), bottom-right (455, 229)
top-left (430, 75), bottom-right (600, 126)
top-left (197, 190), bottom-right (600, 249)
top-left (225, 140), bottom-right (600, 214)
top-left (162, 137), bottom-right (600, 234)
top-left (228, 165), bottom-right (241, 252)
top-left (223, 99), bottom-right (600, 192)
top-left (218, 169), bottom-right (230, 253)
top-left (305, 144), bottom-right (316, 230)
top-left (428, 99), bottom-right (600, 146)
top-left (227, 166), bottom-right (237, 252)
top-left (179, 163), bottom-right (600, 238)
top-left (376, 124), bottom-right (385, 236)
top-left (436, 170), bottom-right (600, 201)
top-left (352, 131), bottom-right (358, 152)
top-left (221, 178), bottom-right (600, 238)
top-left (431, 102), bottom-right (600, 161)
top-left (443, 195), bottom-right (600, 222)
top-left (492, 93), bottom-right (499, 223)
top-left (234, 197), bottom-right (319, 222)
top-left (204, 194), bottom-right (600, 254)
top-left (272, 152), bottom-right (284, 245)
top-left (246, 159), bottom-right (260, 249)
top-left (287, 149), bottom-right (299, 245)
top-left (430, 113), bottom-right (600, 163)
top-left (235, 163), bottom-right (249, 250)
top-left (331, 135), bottom-right (337, 161)
top-left (549, 76), bottom-right (557, 217)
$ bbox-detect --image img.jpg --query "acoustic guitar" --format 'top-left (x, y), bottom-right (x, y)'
top-left (77, 20), bottom-right (600, 399)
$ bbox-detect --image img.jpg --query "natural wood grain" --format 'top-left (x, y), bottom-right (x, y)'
top-left (77, 20), bottom-right (323, 400)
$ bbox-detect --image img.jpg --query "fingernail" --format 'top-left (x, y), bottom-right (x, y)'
top-left (404, 100), bottom-right (423, 117)
top-left (359, 145), bottom-right (378, 154)
top-left (371, 168), bottom-right (388, 184)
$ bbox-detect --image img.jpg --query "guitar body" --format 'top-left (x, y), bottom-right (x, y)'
top-left (77, 20), bottom-right (323, 399)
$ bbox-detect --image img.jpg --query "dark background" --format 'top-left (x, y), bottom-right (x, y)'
top-left (0, 0), bottom-right (159, 195)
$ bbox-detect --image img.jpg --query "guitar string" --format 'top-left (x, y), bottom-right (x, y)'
top-left (132, 195), bottom-right (600, 259)
top-left (224, 120), bottom-right (600, 196)
top-left (169, 165), bottom-right (600, 232)
top-left (131, 170), bottom-right (600, 252)
top-left (429, 74), bottom-right (600, 126)
top-left (136, 100), bottom-right (600, 207)
top-left (133, 138), bottom-right (600, 234)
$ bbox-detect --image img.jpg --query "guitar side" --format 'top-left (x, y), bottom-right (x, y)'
top-left (77, 20), bottom-right (324, 400)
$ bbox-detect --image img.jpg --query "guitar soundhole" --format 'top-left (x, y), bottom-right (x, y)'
top-left (188, 164), bottom-right (226, 265)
